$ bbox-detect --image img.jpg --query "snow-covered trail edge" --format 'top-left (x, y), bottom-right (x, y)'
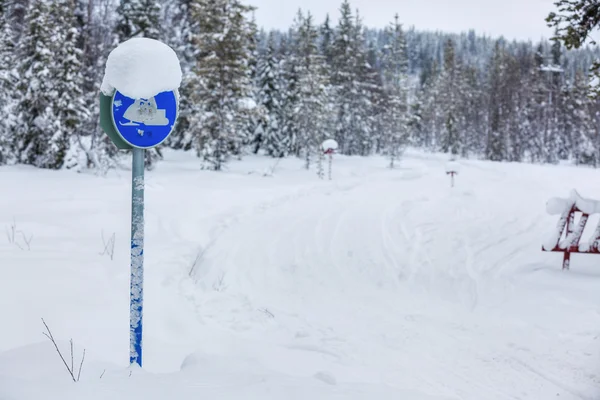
top-left (1, 150), bottom-right (599, 399)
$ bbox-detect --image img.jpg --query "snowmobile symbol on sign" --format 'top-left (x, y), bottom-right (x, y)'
top-left (111, 90), bottom-right (178, 149)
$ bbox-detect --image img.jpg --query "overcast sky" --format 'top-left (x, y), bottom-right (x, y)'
top-left (247, 0), bottom-right (558, 41)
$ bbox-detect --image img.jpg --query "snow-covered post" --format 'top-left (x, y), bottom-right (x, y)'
top-left (130, 147), bottom-right (144, 364)
top-left (445, 161), bottom-right (460, 188)
top-left (321, 139), bottom-right (338, 181)
top-left (99, 38), bottom-right (182, 367)
top-left (317, 151), bottom-right (325, 179)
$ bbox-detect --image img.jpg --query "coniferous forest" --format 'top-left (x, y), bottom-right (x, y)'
top-left (1, 0), bottom-right (600, 172)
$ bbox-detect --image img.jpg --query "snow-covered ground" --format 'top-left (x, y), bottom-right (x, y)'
top-left (1, 149), bottom-right (599, 400)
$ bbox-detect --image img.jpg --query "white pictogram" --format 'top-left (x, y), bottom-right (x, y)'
top-left (120, 97), bottom-right (169, 126)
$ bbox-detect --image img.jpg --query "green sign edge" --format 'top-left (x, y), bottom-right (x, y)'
top-left (99, 92), bottom-right (133, 150)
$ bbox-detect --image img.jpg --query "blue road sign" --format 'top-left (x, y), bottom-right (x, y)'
top-left (111, 90), bottom-right (178, 149)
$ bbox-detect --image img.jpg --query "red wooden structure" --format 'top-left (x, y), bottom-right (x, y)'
top-left (542, 190), bottom-right (600, 270)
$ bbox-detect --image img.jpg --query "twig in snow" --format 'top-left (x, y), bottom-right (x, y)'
top-left (6, 218), bottom-right (32, 250)
top-left (100, 230), bottom-right (116, 260)
top-left (263, 158), bottom-right (281, 177)
top-left (100, 369), bottom-right (106, 379)
top-left (70, 339), bottom-right (74, 374)
top-left (6, 218), bottom-right (16, 244)
top-left (41, 318), bottom-right (85, 382)
top-left (20, 231), bottom-right (33, 250)
top-left (212, 271), bottom-right (226, 292)
top-left (77, 349), bottom-right (85, 382)
top-left (259, 308), bottom-right (275, 318)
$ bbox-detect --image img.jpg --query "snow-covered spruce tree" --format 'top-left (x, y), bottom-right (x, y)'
top-left (256, 32), bottom-right (287, 157)
top-left (458, 65), bottom-right (484, 158)
top-left (330, 2), bottom-right (374, 156)
top-left (412, 60), bottom-right (439, 150)
top-left (486, 40), bottom-right (510, 162)
top-left (12, 0), bottom-right (62, 168)
top-left (535, 43), bottom-right (562, 164)
top-left (247, 12), bottom-right (258, 83)
top-left (566, 71), bottom-right (597, 165)
top-left (352, 11), bottom-right (380, 156)
top-left (367, 40), bottom-right (387, 154)
top-left (295, 11), bottom-right (330, 169)
top-left (188, 0), bottom-right (255, 170)
top-left (245, 12), bottom-right (262, 153)
top-left (380, 14), bottom-right (410, 168)
top-left (437, 39), bottom-right (462, 156)
top-left (320, 14), bottom-right (334, 65)
top-left (521, 43), bottom-right (549, 163)
top-left (161, 0), bottom-right (196, 65)
top-left (115, 0), bottom-right (161, 41)
top-left (279, 29), bottom-right (301, 156)
top-left (48, 0), bottom-right (89, 170)
top-left (77, 0), bottom-right (122, 171)
top-left (165, 0), bottom-right (199, 150)
top-left (0, 3), bottom-right (16, 165)
top-left (5, 0), bottom-right (28, 38)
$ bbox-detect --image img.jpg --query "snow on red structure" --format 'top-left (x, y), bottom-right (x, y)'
top-left (542, 190), bottom-right (600, 270)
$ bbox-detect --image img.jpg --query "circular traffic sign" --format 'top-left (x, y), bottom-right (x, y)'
top-left (111, 90), bottom-right (178, 149)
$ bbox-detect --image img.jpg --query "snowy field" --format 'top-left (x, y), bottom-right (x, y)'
top-left (1, 149), bottom-right (599, 400)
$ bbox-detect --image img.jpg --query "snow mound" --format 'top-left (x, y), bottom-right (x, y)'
top-left (445, 161), bottom-right (460, 173)
top-left (546, 197), bottom-right (569, 215)
top-left (543, 231), bottom-right (561, 251)
top-left (322, 139), bottom-right (338, 152)
top-left (546, 189), bottom-right (600, 215)
top-left (101, 38), bottom-right (182, 99)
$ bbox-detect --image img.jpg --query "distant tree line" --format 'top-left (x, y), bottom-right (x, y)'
top-left (1, 0), bottom-right (600, 173)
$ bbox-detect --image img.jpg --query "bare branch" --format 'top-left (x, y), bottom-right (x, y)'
top-left (77, 349), bottom-right (86, 382)
top-left (41, 318), bottom-right (76, 382)
top-left (70, 339), bottom-right (74, 374)
top-left (100, 231), bottom-right (116, 260)
top-left (20, 232), bottom-right (33, 250)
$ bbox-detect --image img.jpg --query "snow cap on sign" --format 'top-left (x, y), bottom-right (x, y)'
top-left (101, 38), bottom-right (182, 99)
top-left (322, 139), bottom-right (339, 151)
top-left (445, 161), bottom-right (460, 173)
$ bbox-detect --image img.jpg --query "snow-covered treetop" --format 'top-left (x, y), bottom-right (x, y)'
top-left (546, 189), bottom-right (600, 215)
top-left (322, 139), bottom-right (339, 152)
top-left (101, 38), bottom-right (182, 99)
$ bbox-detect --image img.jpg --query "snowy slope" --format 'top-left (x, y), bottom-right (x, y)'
top-left (1, 150), bottom-right (599, 400)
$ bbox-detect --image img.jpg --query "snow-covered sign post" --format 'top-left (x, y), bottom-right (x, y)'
top-left (542, 190), bottom-right (600, 270)
top-left (322, 139), bottom-right (338, 180)
top-left (445, 161), bottom-right (460, 188)
top-left (99, 38), bottom-right (182, 367)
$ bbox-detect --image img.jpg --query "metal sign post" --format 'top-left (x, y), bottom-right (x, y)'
top-left (100, 77), bottom-right (179, 369)
top-left (129, 147), bottom-right (145, 366)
